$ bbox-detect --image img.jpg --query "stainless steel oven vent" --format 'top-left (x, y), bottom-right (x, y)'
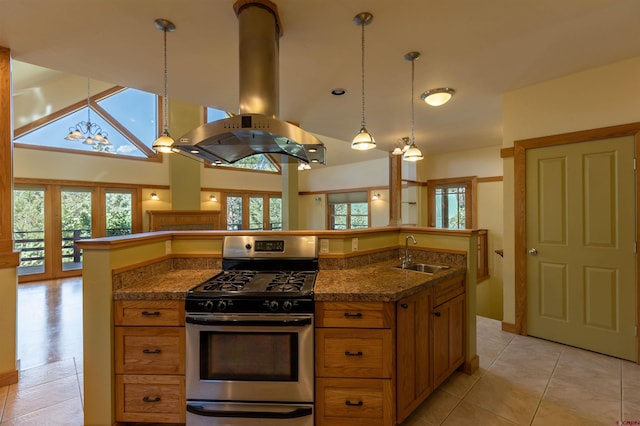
top-left (173, 0), bottom-right (326, 165)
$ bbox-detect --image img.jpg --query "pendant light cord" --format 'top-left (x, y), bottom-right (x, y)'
top-left (410, 57), bottom-right (415, 144)
top-left (87, 78), bottom-right (91, 125)
top-left (360, 20), bottom-right (366, 128)
top-left (163, 27), bottom-right (169, 133)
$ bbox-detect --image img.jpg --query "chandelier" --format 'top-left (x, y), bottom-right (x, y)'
top-left (64, 78), bottom-right (111, 146)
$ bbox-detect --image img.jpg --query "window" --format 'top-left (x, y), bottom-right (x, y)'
top-left (13, 181), bottom-right (140, 281)
top-left (427, 177), bottom-right (476, 229)
top-left (223, 192), bottom-right (282, 231)
top-left (14, 86), bottom-right (158, 159)
top-left (13, 188), bottom-right (45, 276)
top-left (105, 191), bottom-right (133, 236)
top-left (226, 195), bottom-right (243, 230)
top-left (328, 192), bottom-right (369, 230)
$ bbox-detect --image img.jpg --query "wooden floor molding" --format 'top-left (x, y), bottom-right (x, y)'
top-left (0, 369), bottom-right (18, 387)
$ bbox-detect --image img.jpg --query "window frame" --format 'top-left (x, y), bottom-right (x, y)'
top-left (220, 190), bottom-right (282, 231)
top-left (326, 191), bottom-right (370, 230)
top-left (427, 176), bottom-right (477, 229)
top-left (13, 86), bottom-right (161, 162)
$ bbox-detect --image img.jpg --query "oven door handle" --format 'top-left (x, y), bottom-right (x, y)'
top-left (185, 315), bottom-right (312, 327)
top-left (186, 403), bottom-right (313, 419)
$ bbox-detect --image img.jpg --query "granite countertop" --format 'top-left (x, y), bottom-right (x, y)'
top-left (314, 260), bottom-right (465, 302)
top-left (112, 260), bottom-right (465, 302)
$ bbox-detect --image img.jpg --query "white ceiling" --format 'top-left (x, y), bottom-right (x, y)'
top-left (2, 0), bottom-right (640, 167)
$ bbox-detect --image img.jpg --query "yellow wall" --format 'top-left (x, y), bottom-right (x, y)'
top-left (502, 55), bottom-right (640, 324)
top-left (0, 267), bottom-right (17, 375)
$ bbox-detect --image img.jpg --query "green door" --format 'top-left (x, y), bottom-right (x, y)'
top-left (526, 136), bottom-right (637, 361)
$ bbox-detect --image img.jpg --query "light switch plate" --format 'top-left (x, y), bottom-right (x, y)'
top-left (351, 237), bottom-right (358, 252)
top-left (320, 239), bottom-right (329, 253)
top-left (165, 240), bottom-right (172, 254)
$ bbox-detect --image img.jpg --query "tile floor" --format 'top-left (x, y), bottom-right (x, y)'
top-left (1, 278), bottom-right (639, 425)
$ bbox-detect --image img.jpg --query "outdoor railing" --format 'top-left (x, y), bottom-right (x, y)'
top-left (14, 228), bottom-right (131, 267)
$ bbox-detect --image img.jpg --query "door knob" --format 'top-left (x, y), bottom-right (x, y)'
top-left (528, 248), bottom-right (538, 256)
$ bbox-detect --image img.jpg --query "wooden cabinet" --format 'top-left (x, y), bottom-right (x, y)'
top-left (315, 302), bottom-right (395, 425)
top-left (396, 288), bottom-right (433, 423)
top-left (114, 300), bottom-right (185, 424)
top-left (316, 275), bottom-right (466, 426)
top-left (433, 279), bottom-right (466, 388)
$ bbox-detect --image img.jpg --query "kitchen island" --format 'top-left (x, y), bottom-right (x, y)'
top-left (78, 227), bottom-right (479, 425)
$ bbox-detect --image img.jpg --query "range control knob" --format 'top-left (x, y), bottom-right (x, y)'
top-left (268, 300), bottom-right (279, 312)
top-left (282, 300), bottom-right (293, 312)
top-left (216, 300), bottom-right (228, 312)
top-left (245, 243), bottom-right (252, 250)
top-left (203, 300), bottom-right (214, 312)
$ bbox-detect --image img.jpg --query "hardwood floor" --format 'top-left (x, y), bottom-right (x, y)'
top-left (16, 278), bottom-right (83, 370)
top-left (1, 277), bottom-right (639, 425)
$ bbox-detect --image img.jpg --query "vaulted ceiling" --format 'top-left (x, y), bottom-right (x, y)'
top-left (2, 0), bottom-right (640, 166)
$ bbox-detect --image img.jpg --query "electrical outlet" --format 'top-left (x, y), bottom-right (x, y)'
top-left (320, 239), bottom-right (329, 253)
top-left (351, 237), bottom-right (358, 252)
top-left (165, 240), bottom-right (172, 254)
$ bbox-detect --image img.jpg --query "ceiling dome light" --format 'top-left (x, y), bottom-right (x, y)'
top-left (421, 87), bottom-right (455, 106)
top-left (351, 12), bottom-right (376, 151)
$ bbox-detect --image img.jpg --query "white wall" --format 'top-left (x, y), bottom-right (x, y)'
top-left (502, 55), bottom-right (640, 324)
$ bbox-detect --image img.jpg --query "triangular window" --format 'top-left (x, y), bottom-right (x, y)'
top-left (14, 86), bottom-right (157, 160)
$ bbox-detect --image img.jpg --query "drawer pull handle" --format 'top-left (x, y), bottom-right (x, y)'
top-left (434, 311), bottom-right (441, 317)
top-left (141, 311), bottom-right (161, 317)
top-left (345, 400), bottom-right (363, 407)
top-left (344, 351), bottom-right (363, 357)
top-left (343, 313), bottom-right (363, 319)
top-left (401, 303), bottom-right (408, 309)
top-left (143, 349), bottom-right (162, 354)
top-left (143, 396), bottom-right (161, 403)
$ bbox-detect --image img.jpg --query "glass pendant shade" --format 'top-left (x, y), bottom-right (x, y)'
top-left (153, 130), bottom-right (175, 153)
top-left (351, 127), bottom-right (376, 150)
top-left (403, 143), bottom-right (424, 161)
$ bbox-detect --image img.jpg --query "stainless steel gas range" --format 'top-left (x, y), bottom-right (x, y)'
top-left (185, 235), bottom-right (318, 426)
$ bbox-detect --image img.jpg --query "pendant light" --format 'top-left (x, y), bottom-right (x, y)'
top-left (351, 12), bottom-right (376, 151)
top-left (152, 18), bottom-right (176, 154)
top-left (64, 78), bottom-right (111, 147)
top-left (403, 51), bottom-right (424, 162)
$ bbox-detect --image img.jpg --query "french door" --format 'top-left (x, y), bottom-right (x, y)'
top-left (13, 182), bottom-right (138, 282)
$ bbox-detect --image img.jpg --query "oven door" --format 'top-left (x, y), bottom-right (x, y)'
top-left (186, 401), bottom-right (313, 426)
top-left (185, 313), bottom-right (314, 403)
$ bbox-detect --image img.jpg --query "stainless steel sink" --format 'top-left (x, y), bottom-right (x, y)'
top-left (394, 263), bottom-right (451, 274)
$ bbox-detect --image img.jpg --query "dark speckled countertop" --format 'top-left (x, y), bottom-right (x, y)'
top-left (314, 260), bottom-right (465, 302)
top-left (112, 260), bottom-right (465, 302)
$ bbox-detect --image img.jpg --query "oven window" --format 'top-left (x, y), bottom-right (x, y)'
top-left (200, 331), bottom-right (299, 381)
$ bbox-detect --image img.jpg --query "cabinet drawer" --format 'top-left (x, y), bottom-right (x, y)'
top-left (316, 328), bottom-right (393, 378)
top-left (315, 302), bottom-right (394, 328)
top-left (116, 374), bottom-right (185, 423)
top-left (115, 327), bottom-right (185, 374)
top-left (433, 277), bottom-right (465, 306)
top-left (114, 300), bottom-right (184, 326)
top-left (316, 377), bottom-right (393, 426)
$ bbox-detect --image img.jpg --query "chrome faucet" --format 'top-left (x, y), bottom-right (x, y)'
top-left (402, 235), bottom-right (417, 268)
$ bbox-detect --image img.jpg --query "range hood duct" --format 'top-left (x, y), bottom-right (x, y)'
top-left (173, 0), bottom-right (326, 165)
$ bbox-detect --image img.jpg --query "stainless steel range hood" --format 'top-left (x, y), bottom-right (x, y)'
top-left (173, 0), bottom-right (326, 165)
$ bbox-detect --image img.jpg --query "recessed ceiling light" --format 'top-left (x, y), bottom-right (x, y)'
top-left (331, 88), bottom-right (346, 96)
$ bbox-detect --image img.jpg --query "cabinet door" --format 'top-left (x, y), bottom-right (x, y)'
top-left (396, 288), bottom-right (433, 423)
top-left (433, 293), bottom-right (465, 387)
